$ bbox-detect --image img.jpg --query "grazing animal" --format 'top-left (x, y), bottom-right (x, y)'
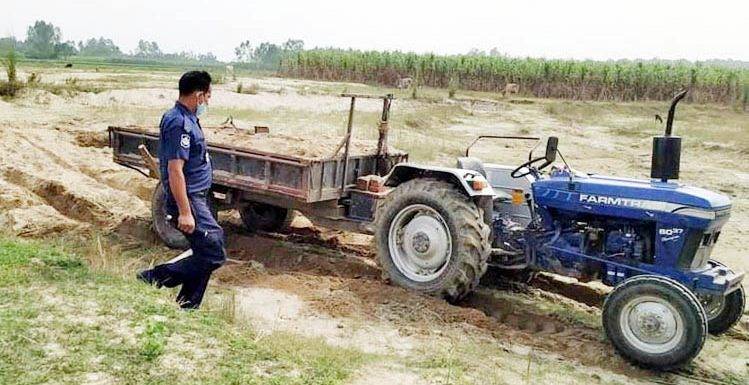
top-left (64, 63), bottom-right (73, 68)
top-left (397, 77), bottom-right (413, 89)
top-left (503, 83), bottom-right (519, 96)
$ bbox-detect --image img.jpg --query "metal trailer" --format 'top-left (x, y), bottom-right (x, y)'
top-left (109, 94), bottom-right (409, 243)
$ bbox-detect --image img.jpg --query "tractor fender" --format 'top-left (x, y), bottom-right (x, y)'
top-left (384, 163), bottom-right (503, 198)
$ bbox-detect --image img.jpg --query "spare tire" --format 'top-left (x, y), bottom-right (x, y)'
top-left (151, 182), bottom-right (218, 249)
top-left (152, 181), bottom-right (189, 249)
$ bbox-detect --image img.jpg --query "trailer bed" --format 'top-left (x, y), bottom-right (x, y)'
top-left (108, 125), bottom-right (407, 203)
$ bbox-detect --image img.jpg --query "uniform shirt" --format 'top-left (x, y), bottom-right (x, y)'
top-left (158, 102), bottom-right (212, 196)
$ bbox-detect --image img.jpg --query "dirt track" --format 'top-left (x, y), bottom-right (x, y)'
top-left (1, 68), bottom-right (748, 384)
top-left (210, 221), bottom-right (749, 381)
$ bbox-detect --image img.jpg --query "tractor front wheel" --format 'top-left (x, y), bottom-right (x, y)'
top-left (603, 275), bottom-right (707, 370)
top-left (374, 179), bottom-right (491, 302)
top-left (702, 260), bottom-right (745, 335)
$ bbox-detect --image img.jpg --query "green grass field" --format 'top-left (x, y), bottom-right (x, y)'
top-left (0, 237), bottom-right (366, 385)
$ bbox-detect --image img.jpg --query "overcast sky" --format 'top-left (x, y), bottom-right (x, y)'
top-left (5, 0), bottom-right (748, 62)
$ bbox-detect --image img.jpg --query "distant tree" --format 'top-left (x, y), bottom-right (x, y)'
top-left (466, 48), bottom-right (486, 56)
top-left (164, 51), bottom-right (196, 61)
top-left (135, 40), bottom-right (162, 58)
top-left (198, 52), bottom-right (219, 63)
top-left (26, 20), bottom-right (61, 59)
top-left (55, 41), bottom-right (77, 59)
top-left (0, 37), bottom-right (21, 54)
top-left (282, 39), bottom-right (304, 52)
top-left (235, 39), bottom-right (304, 67)
top-left (489, 47), bottom-right (503, 57)
top-left (235, 40), bottom-right (253, 62)
top-left (253, 42), bottom-right (282, 67)
top-left (78, 37), bottom-right (122, 57)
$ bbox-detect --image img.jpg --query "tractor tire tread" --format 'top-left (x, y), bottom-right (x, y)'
top-left (151, 182), bottom-right (189, 249)
top-left (374, 178), bottom-right (490, 302)
top-left (602, 275), bottom-right (707, 370)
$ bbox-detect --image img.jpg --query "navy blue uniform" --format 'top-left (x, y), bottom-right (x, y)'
top-left (143, 102), bottom-right (226, 309)
top-left (158, 102), bottom-right (212, 195)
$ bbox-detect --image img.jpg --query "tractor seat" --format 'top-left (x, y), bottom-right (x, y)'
top-left (456, 157), bottom-right (487, 177)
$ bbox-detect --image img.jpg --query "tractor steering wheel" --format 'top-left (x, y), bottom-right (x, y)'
top-left (510, 156), bottom-right (550, 179)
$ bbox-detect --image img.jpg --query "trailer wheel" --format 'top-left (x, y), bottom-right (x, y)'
top-left (239, 202), bottom-right (293, 233)
top-left (152, 182), bottom-right (189, 249)
top-left (374, 178), bottom-right (490, 302)
top-left (702, 260), bottom-right (745, 335)
top-left (603, 275), bottom-right (707, 370)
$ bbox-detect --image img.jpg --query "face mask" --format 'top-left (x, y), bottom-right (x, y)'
top-left (196, 103), bottom-right (207, 116)
top-left (195, 91), bottom-right (208, 116)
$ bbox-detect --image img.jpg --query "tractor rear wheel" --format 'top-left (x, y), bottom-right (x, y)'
top-left (702, 260), bottom-right (745, 335)
top-left (239, 202), bottom-right (293, 233)
top-left (603, 275), bottom-right (707, 370)
top-left (374, 179), bottom-right (491, 302)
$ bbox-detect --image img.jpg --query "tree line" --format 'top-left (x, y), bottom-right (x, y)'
top-left (0, 20), bottom-right (306, 68)
top-left (0, 20), bottom-right (221, 64)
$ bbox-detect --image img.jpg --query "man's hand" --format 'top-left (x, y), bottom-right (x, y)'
top-left (177, 212), bottom-right (196, 234)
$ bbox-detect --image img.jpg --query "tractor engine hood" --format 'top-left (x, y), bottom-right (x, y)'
top-left (535, 173), bottom-right (732, 212)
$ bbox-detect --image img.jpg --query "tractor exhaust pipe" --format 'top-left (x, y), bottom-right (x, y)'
top-left (651, 90), bottom-right (688, 182)
top-left (665, 89), bottom-right (688, 136)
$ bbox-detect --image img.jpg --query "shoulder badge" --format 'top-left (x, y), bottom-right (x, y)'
top-left (180, 134), bottom-right (190, 149)
top-left (182, 115), bottom-right (193, 133)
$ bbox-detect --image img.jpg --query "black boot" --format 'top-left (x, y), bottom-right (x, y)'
top-left (176, 273), bottom-right (211, 309)
top-left (136, 269), bottom-right (162, 288)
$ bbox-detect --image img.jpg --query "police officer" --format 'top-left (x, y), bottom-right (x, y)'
top-left (137, 71), bottom-right (226, 309)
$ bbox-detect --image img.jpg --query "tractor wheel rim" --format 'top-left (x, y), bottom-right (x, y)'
top-left (620, 295), bottom-right (684, 354)
top-left (702, 294), bottom-right (726, 321)
top-left (388, 204), bottom-right (452, 282)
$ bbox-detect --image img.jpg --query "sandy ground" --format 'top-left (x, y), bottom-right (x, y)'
top-left (2, 68), bottom-right (748, 384)
top-left (214, 224), bottom-right (749, 384)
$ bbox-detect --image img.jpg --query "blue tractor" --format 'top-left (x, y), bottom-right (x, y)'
top-left (374, 90), bottom-right (744, 369)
